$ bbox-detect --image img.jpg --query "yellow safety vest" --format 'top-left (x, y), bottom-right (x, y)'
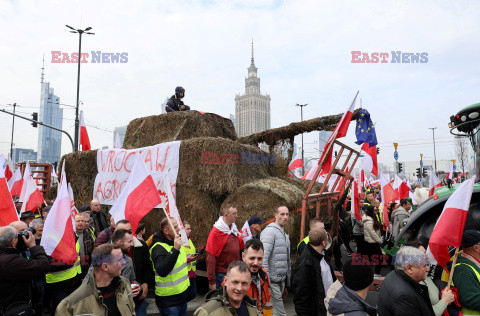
top-left (297, 236), bottom-right (309, 250)
top-left (452, 262), bottom-right (480, 315)
top-left (45, 239), bottom-right (81, 284)
top-left (150, 242), bottom-right (190, 297)
top-left (182, 239), bottom-right (197, 273)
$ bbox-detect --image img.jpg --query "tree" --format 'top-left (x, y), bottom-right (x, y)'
top-left (454, 136), bottom-right (469, 176)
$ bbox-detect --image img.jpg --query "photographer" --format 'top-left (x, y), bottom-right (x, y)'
top-left (0, 226), bottom-right (50, 314)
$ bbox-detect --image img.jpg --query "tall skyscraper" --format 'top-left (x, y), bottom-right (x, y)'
top-left (37, 61), bottom-right (63, 164)
top-left (235, 41), bottom-right (271, 138)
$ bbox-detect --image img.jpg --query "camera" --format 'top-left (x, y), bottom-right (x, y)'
top-left (16, 227), bottom-right (36, 251)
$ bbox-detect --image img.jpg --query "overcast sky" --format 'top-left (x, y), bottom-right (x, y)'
top-left (1, 0), bottom-right (479, 171)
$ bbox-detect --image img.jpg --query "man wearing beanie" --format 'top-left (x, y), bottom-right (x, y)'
top-left (325, 258), bottom-right (376, 316)
top-left (452, 229), bottom-right (480, 314)
top-left (293, 227), bottom-right (336, 315)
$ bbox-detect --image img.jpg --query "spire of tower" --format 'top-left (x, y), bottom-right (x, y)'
top-left (40, 54), bottom-right (45, 84)
top-left (251, 39), bottom-right (254, 65)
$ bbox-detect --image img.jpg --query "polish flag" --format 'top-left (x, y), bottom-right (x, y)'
top-left (446, 162), bottom-right (454, 180)
top-left (393, 175), bottom-right (403, 197)
top-left (0, 166), bottom-right (19, 226)
top-left (40, 171), bottom-right (77, 265)
top-left (8, 168), bottom-right (22, 196)
top-left (20, 177), bottom-right (45, 213)
top-left (428, 177), bottom-right (475, 267)
top-left (114, 132), bottom-right (122, 149)
top-left (302, 160), bottom-right (319, 180)
top-left (359, 143), bottom-right (378, 177)
top-left (79, 111), bottom-right (91, 151)
top-left (68, 183), bottom-right (78, 230)
top-left (109, 152), bottom-right (162, 236)
top-left (380, 173), bottom-right (398, 228)
top-left (51, 167), bottom-right (58, 185)
top-left (288, 151), bottom-right (304, 171)
top-left (316, 91), bottom-right (359, 175)
top-left (352, 179), bottom-right (362, 221)
top-left (3, 155), bottom-right (13, 182)
top-left (240, 220), bottom-right (253, 244)
top-left (429, 171), bottom-right (443, 197)
top-left (19, 162), bottom-right (32, 202)
top-left (398, 180), bottom-right (411, 200)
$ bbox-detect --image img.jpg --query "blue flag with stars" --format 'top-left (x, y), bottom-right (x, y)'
top-left (355, 109), bottom-right (377, 147)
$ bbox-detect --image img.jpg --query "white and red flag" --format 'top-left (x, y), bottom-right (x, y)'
top-left (19, 162), bottom-right (32, 202)
top-left (67, 183), bottom-right (78, 229)
top-left (380, 173), bottom-right (398, 228)
top-left (240, 220), bottom-right (253, 244)
top-left (0, 166), bottom-right (19, 226)
top-left (429, 170), bottom-right (443, 197)
top-left (352, 178), bottom-right (362, 221)
top-left (398, 179), bottom-right (411, 200)
top-left (79, 111), bottom-right (91, 151)
top-left (289, 151), bottom-right (304, 171)
top-left (109, 152), bottom-right (162, 236)
top-left (359, 143), bottom-right (378, 177)
top-left (316, 92), bottom-right (359, 175)
top-left (428, 177), bottom-right (475, 267)
top-left (3, 155), bottom-right (13, 182)
top-left (20, 177), bottom-right (44, 213)
top-left (302, 160), bottom-right (319, 180)
top-left (393, 175), bottom-right (403, 197)
top-left (8, 168), bottom-right (22, 196)
top-left (41, 170), bottom-right (77, 265)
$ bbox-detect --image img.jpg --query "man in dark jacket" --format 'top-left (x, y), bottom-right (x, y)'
top-left (293, 227), bottom-right (336, 316)
top-left (377, 246), bottom-right (434, 316)
top-left (0, 226), bottom-right (50, 312)
top-left (89, 199), bottom-right (108, 235)
top-left (165, 86), bottom-right (190, 112)
top-left (150, 217), bottom-right (190, 315)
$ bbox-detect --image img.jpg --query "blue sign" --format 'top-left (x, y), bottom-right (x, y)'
top-left (420, 160), bottom-right (423, 167)
top-left (453, 164), bottom-right (456, 171)
top-left (394, 151), bottom-right (398, 161)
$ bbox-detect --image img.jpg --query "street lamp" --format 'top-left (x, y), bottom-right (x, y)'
top-left (66, 25), bottom-right (94, 151)
top-left (429, 127), bottom-right (438, 174)
top-left (295, 103), bottom-right (308, 174)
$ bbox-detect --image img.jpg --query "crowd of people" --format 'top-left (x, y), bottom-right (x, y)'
top-left (1, 180), bottom-right (480, 316)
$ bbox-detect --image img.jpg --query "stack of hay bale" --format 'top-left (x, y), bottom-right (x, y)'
top-left (55, 111), bottom-right (333, 247)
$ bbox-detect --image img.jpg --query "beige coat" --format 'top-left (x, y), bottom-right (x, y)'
top-left (55, 273), bottom-right (135, 316)
top-left (362, 214), bottom-right (382, 244)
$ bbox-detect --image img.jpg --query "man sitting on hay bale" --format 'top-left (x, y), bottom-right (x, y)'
top-left (165, 86), bottom-right (191, 112)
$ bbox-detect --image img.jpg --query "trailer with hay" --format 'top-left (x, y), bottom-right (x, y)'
top-left (52, 109), bottom-right (362, 265)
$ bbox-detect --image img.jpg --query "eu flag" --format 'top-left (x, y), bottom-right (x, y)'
top-left (355, 109), bottom-right (377, 147)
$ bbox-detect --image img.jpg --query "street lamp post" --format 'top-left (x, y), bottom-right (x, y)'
top-left (429, 127), bottom-right (438, 173)
top-left (10, 103), bottom-right (16, 159)
top-left (295, 103), bottom-right (308, 174)
top-left (66, 25), bottom-right (94, 151)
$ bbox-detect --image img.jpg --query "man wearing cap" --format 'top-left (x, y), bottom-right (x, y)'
top-left (452, 230), bottom-right (480, 314)
top-left (14, 198), bottom-right (22, 214)
top-left (325, 258), bottom-right (377, 315)
top-left (20, 210), bottom-right (36, 226)
top-left (248, 216), bottom-right (265, 240)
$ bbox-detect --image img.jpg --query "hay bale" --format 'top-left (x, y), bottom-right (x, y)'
top-left (177, 137), bottom-right (279, 196)
top-left (123, 111), bottom-right (237, 149)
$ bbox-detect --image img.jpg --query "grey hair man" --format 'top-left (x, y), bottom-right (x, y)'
top-left (29, 218), bottom-right (44, 243)
top-left (377, 246), bottom-right (435, 316)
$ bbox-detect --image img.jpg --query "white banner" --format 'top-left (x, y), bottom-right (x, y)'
top-left (93, 141), bottom-right (181, 207)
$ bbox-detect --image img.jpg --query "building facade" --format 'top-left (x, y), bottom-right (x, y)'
top-left (12, 148), bottom-right (37, 163)
top-left (37, 80), bottom-right (63, 164)
top-left (235, 43), bottom-right (271, 138)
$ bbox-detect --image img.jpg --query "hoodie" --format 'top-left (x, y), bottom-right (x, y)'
top-left (325, 280), bottom-right (377, 316)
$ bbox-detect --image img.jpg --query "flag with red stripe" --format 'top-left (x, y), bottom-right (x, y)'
top-left (429, 170), bottom-right (443, 197)
top-left (80, 110), bottom-right (91, 151)
top-left (0, 166), bottom-right (18, 226)
top-left (428, 177), bottom-right (475, 267)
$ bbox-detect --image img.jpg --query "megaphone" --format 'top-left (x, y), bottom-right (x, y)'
top-left (325, 232), bottom-right (333, 250)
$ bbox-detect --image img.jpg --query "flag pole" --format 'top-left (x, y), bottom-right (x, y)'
top-left (446, 247), bottom-right (460, 291)
top-left (160, 172), bottom-right (178, 238)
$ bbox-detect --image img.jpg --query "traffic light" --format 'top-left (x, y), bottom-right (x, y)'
top-left (416, 168), bottom-right (421, 178)
top-left (31, 112), bottom-right (38, 127)
top-left (334, 151), bottom-right (338, 158)
top-left (377, 147), bottom-right (380, 155)
top-left (398, 162), bottom-right (403, 173)
top-left (422, 168), bottom-right (428, 178)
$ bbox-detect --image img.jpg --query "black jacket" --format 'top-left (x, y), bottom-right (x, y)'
top-left (132, 238), bottom-right (153, 306)
top-left (293, 244), bottom-right (336, 316)
top-left (165, 96), bottom-right (190, 112)
top-left (90, 210), bottom-right (108, 235)
top-left (377, 269), bottom-right (435, 316)
top-left (150, 231), bottom-right (188, 307)
top-left (0, 246), bottom-right (50, 310)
